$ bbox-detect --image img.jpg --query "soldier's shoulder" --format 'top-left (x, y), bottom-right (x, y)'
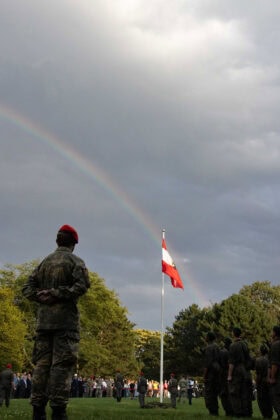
top-left (71, 252), bottom-right (87, 265)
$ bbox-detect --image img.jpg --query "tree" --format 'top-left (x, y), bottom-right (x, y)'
top-left (134, 329), bottom-right (161, 380)
top-left (240, 281), bottom-right (280, 325)
top-left (0, 287), bottom-right (27, 370)
top-left (0, 262), bottom-right (40, 368)
top-left (164, 304), bottom-right (210, 376)
top-left (211, 293), bottom-right (270, 356)
top-left (77, 272), bottom-right (139, 376)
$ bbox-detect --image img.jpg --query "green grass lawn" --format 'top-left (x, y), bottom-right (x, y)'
top-left (0, 397), bottom-right (264, 419)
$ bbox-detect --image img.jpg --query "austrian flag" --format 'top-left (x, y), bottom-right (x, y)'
top-left (162, 239), bottom-right (184, 289)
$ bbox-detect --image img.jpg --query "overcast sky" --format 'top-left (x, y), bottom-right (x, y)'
top-left (1, 0), bottom-right (280, 331)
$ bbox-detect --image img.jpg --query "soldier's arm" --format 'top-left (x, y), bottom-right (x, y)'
top-left (50, 261), bottom-right (90, 300)
top-left (22, 267), bottom-right (41, 302)
top-left (227, 363), bottom-right (234, 381)
top-left (269, 342), bottom-right (280, 384)
top-left (270, 364), bottom-right (278, 384)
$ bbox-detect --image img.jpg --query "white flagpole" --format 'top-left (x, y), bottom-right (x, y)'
top-left (160, 228), bottom-right (165, 403)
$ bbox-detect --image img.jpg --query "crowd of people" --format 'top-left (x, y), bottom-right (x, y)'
top-left (0, 365), bottom-right (202, 411)
top-left (69, 372), bottom-right (200, 401)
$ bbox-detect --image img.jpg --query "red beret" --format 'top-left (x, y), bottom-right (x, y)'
top-left (170, 373), bottom-right (175, 377)
top-left (58, 225), bottom-right (78, 243)
top-left (6, 364), bottom-right (12, 369)
top-left (139, 371), bottom-right (144, 376)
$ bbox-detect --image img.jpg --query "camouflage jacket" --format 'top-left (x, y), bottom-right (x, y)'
top-left (0, 368), bottom-right (13, 388)
top-left (22, 246), bottom-right (90, 332)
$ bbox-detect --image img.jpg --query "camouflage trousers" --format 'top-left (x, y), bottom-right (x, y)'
top-left (0, 386), bottom-right (11, 407)
top-left (138, 392), bottom-right (145, 407)
top-left (31, 330), bottom-right (79, 408)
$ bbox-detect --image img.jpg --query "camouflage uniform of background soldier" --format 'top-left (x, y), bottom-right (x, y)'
top-left (0, 363), bottom-right (13, 408)
top-left (114, 370), bottom-right (124, 402)
top-left (269, 325), bottom-right (280, 418)
top-left (227, 327), bottom-right (254, 418)
top-left (178, 375), bottom-right (188, 404)
top-left (168, 373), bottom-right (178, 408)
top-left (22, 224), bottom-right (90, 420)
top-left (137, 372), bottom-right (147, 408)
top-left (219, 337), bottom-right (233, 416)
top-left (203, 331), bottom-right (221, 416)
top-left (255, 344), bottom-right (273, 419)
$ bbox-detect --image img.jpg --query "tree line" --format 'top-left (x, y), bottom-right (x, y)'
top-left (1, 262), bottom-right (279, 380)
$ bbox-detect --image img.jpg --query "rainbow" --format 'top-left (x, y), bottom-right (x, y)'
top-left (0, 103), bottom-right (209, 307)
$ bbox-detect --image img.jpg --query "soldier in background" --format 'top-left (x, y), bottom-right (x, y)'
top-left (137, 372), bottom-right (147, 408)
top-left (228, 327), bottom-right (253, 418)
top-left (178, 375), bottom-right (188, 404)
top-left (114, 370), bottom-right (124, 402)
top-left (255, 344), bottom-right (272, 419)
top-left (269, 325), bottom-right (280, 418)
top-left (22, 224), bottom-right (90, 420)
top-left (0, 363), bottom-right (13, 408)
top-left (203, 331), bottom-right (221, 416)
top-left (219, 337), bottom-right (233, 416)
top-left (168, 373), bottom-right (178, 409)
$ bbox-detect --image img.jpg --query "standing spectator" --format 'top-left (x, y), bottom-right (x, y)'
top-left (203, 331), bottom-right (221, 416)
top-left (256, 344), bottom-right (272, 419)
top-left (129, 381), bottom-right (135, 399)
top-left (95, 377), bottom-right (103, 398)
top-left (102, 378), bottom-right (107, 397)
top-left (123, 380), bottom-right (129, 398)
top-left (114, 370), bottom-right (124, 402)
top-left (152, 380), bottom-right (159, 398)
top-left (147, 380), bottom-right (153, 397)
top-left (228, 327), bottom-right (253, 418)
top-left (219, 337), bottom-right (233, 416)
top-left (106, 379), bottom-right (113, 398)
top-left (178, 375), bottom-right (188, 404)
top-left (82, 377), bottom-right (90, 398)
top-left (12, 373), bottom-right (19, 398)
top-left (163, 380), bottom-right (169, 398)
top-left (22, 224), bottom-right (90, 420)
top-left (71, 374), bottom-right (79, 397)
top-left (168, 373), bottom-right (178, 409)
top-left (269, 325), bottom-right (280, 417)
top-left (26, 373), bottom-right (32, 399)
top-left (137, 372), bottom-right (147, 408)
top-left (91, 378), bottom-right (97, 397)
top-left (187, 377), bottom-right (194, 405)
top-left (0, 363), bottom-right (13, 408)
top-left (18, 373), bottom-right (28, 398)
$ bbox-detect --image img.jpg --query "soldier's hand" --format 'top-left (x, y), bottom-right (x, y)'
top-left (37, 290), bottom-right (57, 304)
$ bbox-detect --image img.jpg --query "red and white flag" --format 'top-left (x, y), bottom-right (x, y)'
top-left (162, 238), bottom-right (184, 289)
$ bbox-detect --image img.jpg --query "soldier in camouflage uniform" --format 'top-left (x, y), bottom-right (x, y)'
top-left (22, 225), bottom-right (90, 420)
top-left (114, 370), bottom-right (124, 402)
top-left (168, 373), bottom-right (178, 408)
top-left (203, 331), bottom-right (221, 416)
top-left (137, 372), bottom-right (147, 408)
top-left (0, 363), bottom-right (13, 408)
top-left (178, 375), bottom-right (188, 404)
